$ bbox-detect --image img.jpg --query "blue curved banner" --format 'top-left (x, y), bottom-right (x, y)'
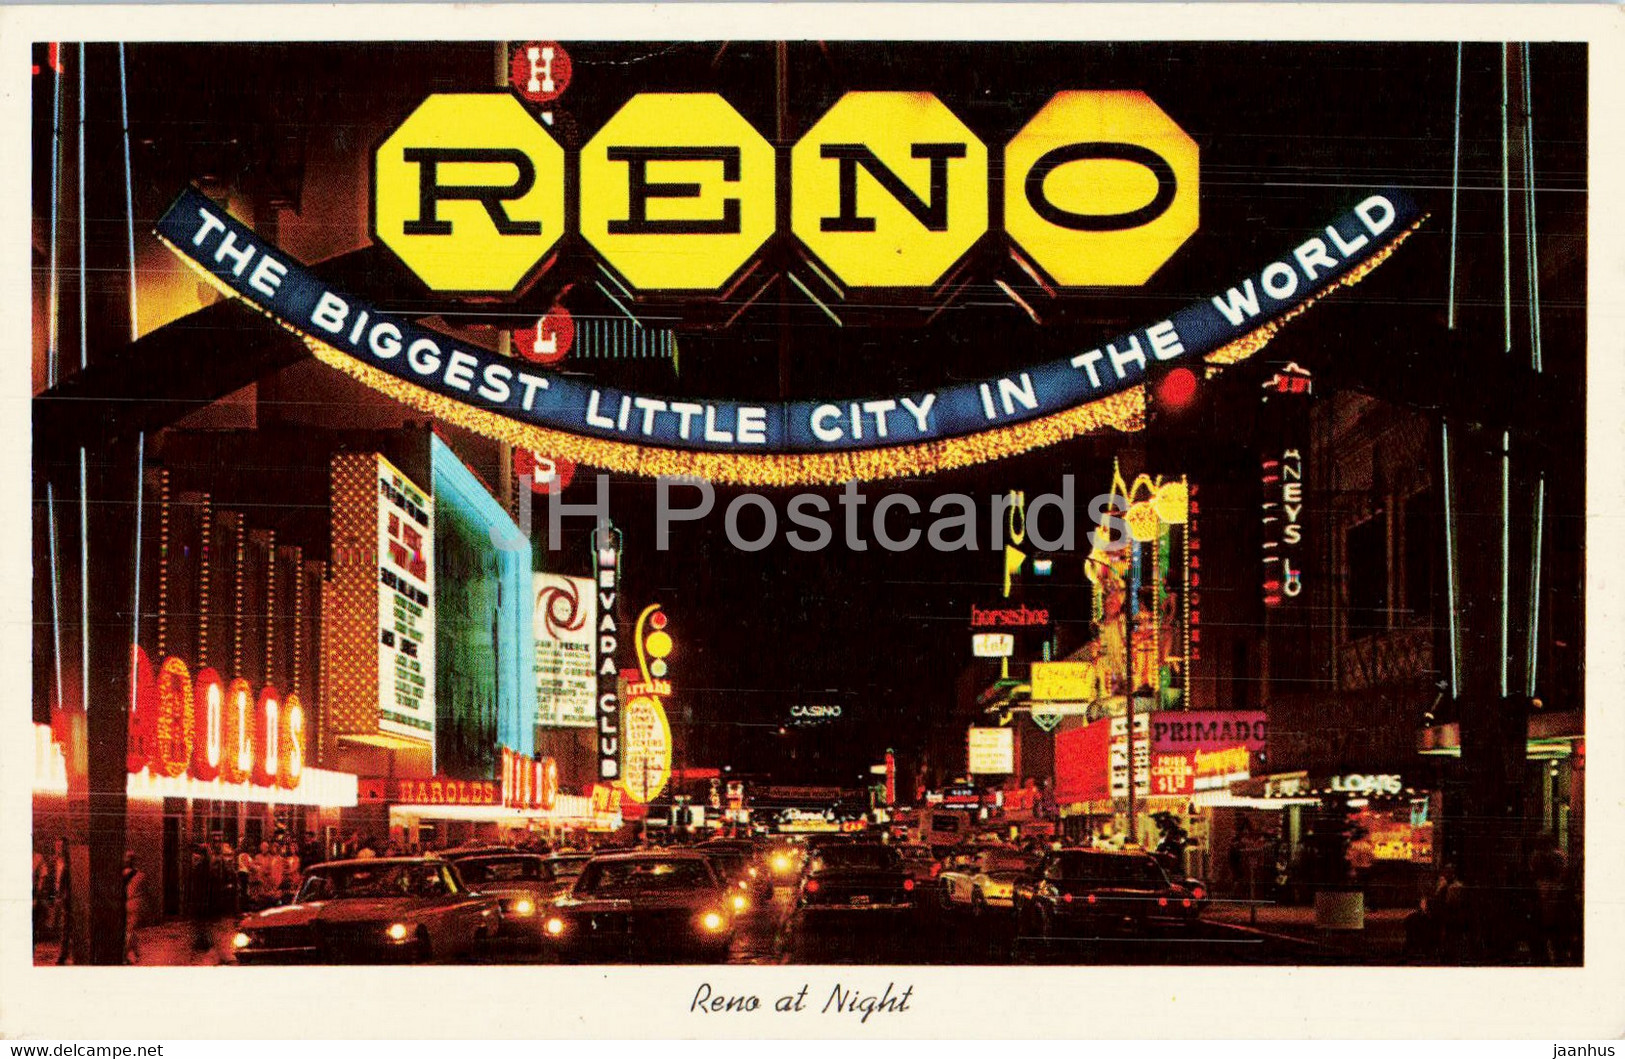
top-left (157, 186), bottom-right (1418, 456)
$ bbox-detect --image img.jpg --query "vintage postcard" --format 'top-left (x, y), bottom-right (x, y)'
top-left (3, 2), bottom-right (1622, 1041)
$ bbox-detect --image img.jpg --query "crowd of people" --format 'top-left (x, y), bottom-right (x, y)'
top-left (1402, 837), bottom-right (1581, 966)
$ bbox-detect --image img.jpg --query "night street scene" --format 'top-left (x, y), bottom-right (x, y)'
top-left (30, 39), bottom-right (1585, 970)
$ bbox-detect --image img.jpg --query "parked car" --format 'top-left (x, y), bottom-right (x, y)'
top-left (543, 850), bottom-right (736, 961)
top-left (443, 851), bottom-right (569, 942)
top-left (231, 857), bottom-right (499, 963)
top-left (893, 843), bottom-right (937, 889)
top-left (763, 839), bottom-right (804, 882)
top-left (543, 852), bottom-right (593, 886)
top-left (438, 844), bottom-right (514, 859)
top-left (795, 841), bottom-right (918, 915)
top-left (939, 847), bottom-right (1037, 915)
top-left (694, 840), bottom-right (773, 907)
top-left (1012, 848), bottom-right (1204, 947)
top-left (916, 809), bottom-right (972, 855)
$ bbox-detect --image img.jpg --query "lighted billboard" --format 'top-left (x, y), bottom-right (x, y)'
top-left (430, 435), bottom-right (536, 777)
top-left (534, 573), bottom-right (597, 728)
top-left (967, 726), bottom-right (1015, 775)
top-left (375, 455), bottom-right (436, 749)
top-left (620, 686), bottom-right (672, 804)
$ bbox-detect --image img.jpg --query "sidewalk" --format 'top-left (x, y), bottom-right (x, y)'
top-left (33, 916), bottom-right (240, 966)
top-left (1204, 900), bottom-right (1411, 963)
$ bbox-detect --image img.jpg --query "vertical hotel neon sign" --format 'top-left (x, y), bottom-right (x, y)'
top-left (594, 523), bottom-right (623, 780)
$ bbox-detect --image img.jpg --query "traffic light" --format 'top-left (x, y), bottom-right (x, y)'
top-left (1147, 366), bottom-right (1206, 438)
top-left (636, 604), bottom-right (673, 682)
top-left (1153, 366), bottom-right (1199, 415)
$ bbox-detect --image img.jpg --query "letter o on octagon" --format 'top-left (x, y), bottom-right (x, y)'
top-left (792, 92), bottom-right (988, 289)
top-left (1004, 91), bottom-right (1198, 286)
top-left (374, 94), bottom-right (565, 293)
top-left (581, 93), bottom-right (776, 291)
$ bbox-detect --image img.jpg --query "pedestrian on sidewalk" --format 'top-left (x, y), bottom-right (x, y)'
top-left (279, 841), bottom-right (301, 904)
top-left (234, 843), bottom-right (253, 911)
top-left (1402, 891), bottom-right (1440, 962)
top-left (1529, 835), bottom-right (1571, 965)
top-left (1434, 863), bottom-right (1467, 963)
top-left (123, 850), bottom-right (147, 964)
top-left (187, 842), bottom-right (215, 952)
top-left (32, 845), bottom-right (51, 938)
top-left (47, 838), bottom-right (73, 964)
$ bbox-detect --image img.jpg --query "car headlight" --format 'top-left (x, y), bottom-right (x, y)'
top-left (513, 898), bottom-right (536, 916)
top-left (231, 932), bottom-right (252, 950)
top-left (386, 922), bottom-right (410, 941)
top-left (701, 911), bottom-right (726, 932)
top-left (545, 917), bottom-right (565, 936)
top-left (731, 894), bottom-right (749, 912)
top-left (772, 855), bottom-right (790, 871)
top-left (748, 866), bottom-right (759, 878)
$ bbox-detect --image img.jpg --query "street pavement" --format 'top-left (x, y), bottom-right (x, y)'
top-left (37, 891), bottom-right (1412, 967)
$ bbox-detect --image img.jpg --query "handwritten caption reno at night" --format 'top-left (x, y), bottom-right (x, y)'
top-left (157, 186), bottom-right (1415, 456)
top-left (690, 981), bottom-right (913, 1023)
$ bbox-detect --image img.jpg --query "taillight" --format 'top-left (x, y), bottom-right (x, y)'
top-left (903, 878), bottom-right (915, 891)
top-left (1062, 893), bottom-right (1073, 903)
top-left (1182, 898), bottom-right (1193, 908)
top-left (1086, 893), bottom-right (1097, 905)
top-left (1158, 897), bottom-right (1169, 907)
top-left (1192, 886), bottom-right (1206, 900)
top-left (806, 879), bottom-right (820, 893)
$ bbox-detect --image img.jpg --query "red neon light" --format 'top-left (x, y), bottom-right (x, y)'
top-left (1156, 367), bottom-right (1198, 412)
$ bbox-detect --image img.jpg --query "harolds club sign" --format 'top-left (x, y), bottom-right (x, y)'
top-left (363, 748), bottom-right (560, 809)
top-left (155, 70), bottom-right (1421, 486)
top-left (124, 645), bottom-right (306, 791)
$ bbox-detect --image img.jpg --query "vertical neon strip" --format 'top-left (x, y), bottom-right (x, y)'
top-left (130, 433), bottom-right (145, 703)
top-left (1182, 487), bottom-right (1191, 683)
top-left (1523, 46), bottom-right (1544, 374)
top-left (79, 449), bottom-right (90, 716)
top-left (1500, 430), bottom-right (1510, 698)
top-left (1153, 526), bottom-right (1165, 701)
top-left (77, 44), bottom-right (87, 370)
top-left (1501, 44), bottom-right (1512, 356)
top-left (48, 43), bottom-right (63, 387)
top-left (1448, 42), bottom-right (1462, 330)
top-left (1129, 541), bottom-right (1142, 619)
top-left (48, 483), bottom-right (64, 711)
top-left (118, 44), bottom-right (138, 342)
top-left (1441, 423), bottom-right (1460, 697)
top-left (1526, 476), bottom-right (1545, 697)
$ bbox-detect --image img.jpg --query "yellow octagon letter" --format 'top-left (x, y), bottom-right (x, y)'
top-left (581, 94), bottom-right (776, 291)
top-left (792, 92), bottom-right (988, 289)
top-left (374, 94), bottom-right (564, 293)
top-left (1005, 91), bottom-right (1198, 286)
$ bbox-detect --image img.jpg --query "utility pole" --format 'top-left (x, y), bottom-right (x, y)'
top-left (47, 44), bottom-right (141, 964)
top-left (1439, 43), bottom-right (1545, 961)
